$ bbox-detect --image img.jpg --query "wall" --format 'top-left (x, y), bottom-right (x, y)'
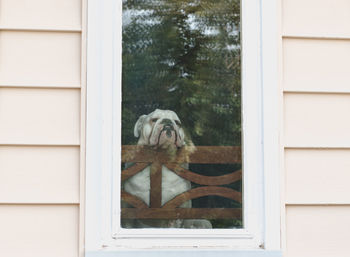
top-left (0, 1), bottom-right (86, 257)
top-left (282, 0), bottom-right (350, 256)
top-left (1, 0), bottom-right (349, 256)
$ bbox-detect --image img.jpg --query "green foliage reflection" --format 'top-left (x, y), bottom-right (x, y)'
top-left (122, 0), bottom-right (241, 147)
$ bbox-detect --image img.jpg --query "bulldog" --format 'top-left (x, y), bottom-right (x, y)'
top-left (134, 109), bottom-right (185, 149)
top-left (122, 109), bottom-right (212, 229)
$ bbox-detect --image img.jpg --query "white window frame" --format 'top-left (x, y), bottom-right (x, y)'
top-left (85, 0), bottom-right (281, 256)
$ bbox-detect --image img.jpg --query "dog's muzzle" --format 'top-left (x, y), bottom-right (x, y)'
top-left (161, 119), bottom-right (175, 138)
top-left (157, 119), bottom-right (178, 147)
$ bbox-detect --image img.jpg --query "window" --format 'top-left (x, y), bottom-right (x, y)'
top-left (121, 0), bottom-right (242, 230)
top-left (86, 0), bottom-right (281, 256)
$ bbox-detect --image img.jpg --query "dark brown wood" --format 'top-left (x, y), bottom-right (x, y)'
top-left (121, 191), bottom-right (148, 209)
top-left (121, 208), bottom-right (242, 219)
top-left (121, 163), bottom-right (150, 182)
top-left (150, 162), bottom-right (162, 208)
top-left (121, 145), bottom-right (243, 221)
top-left (163, 186), bottom-right (242, 208)
top-left (122, 145), bottom-right (241, 164)
top-left (165, 164), bottom-right (242, 186)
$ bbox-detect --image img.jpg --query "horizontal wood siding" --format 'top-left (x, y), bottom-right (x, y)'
top-left (285, 149), bottom-right (350, 204)
top-left (283, 0), bottom-right (350, 37)
top-left (286, 206), bottom-right (350, 257)
top-left (0, 88), bottom-right (80, 144)
top-left (284, 93), bottom-right (350, 147)
top-left (282, 0), bottom-right (350, 256)
top-left (0, 0), bottom-right (85, 257)
top-left (0, 0), bottom-right (81, 30)
top-left (0, 205), bottom-right (79, 257)
top-left (0, 31), bottom-right (81, 87)
top-left (283, 39), bottom-right (350, 92)
top-left (0, 146), bottom-right (80, 203)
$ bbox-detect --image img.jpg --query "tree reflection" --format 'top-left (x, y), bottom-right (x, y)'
top-left (122, 0), bottom-right (241, 147)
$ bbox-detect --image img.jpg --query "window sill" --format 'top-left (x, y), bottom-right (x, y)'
top-left (86, 249), bottom-right (282, 257)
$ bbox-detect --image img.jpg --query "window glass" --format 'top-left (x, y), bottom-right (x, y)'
top-left (121, 0), bottom-right (242, 229)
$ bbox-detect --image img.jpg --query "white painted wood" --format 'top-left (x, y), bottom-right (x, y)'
top-left (285, 149), bottom-right (350, 204)
top-left (283, 39), bottom-right (350, 92)
top-left (86, 250), bottom-right (282, 257)
top-left (0, 205), bottom-right (79, 257)
top-left (0, 0), bottom-right (81, 30)
top-left (86, 0), bottom-right (281, 253)
top-left (260, 0), bottom-right (281, 251)
top-left (284, 93), bottom-right (350, 147)
top-left (285, 206), bottom-right (350, 257)
top-left (85, 0), bottom-right (114, 250)
top-left (0, 31), bottom-right (81, 87)
top-left (0, 88), bottom-right (80, 145)
top-left (283, 0), bottom-right (350, 38)
top-left (0, 146), bottom-right (79, 203)
top-left (79, 0), bottom-right (88, 256)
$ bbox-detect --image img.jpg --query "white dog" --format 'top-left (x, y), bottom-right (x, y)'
top-left (122, 109), bottom-right (212, 228)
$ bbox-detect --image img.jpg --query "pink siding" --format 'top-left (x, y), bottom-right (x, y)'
top-left (1, 0), bottom-right (349, 256)
top-left (282, 0), bottom-right (350, 256)
top-left (0, 0), bottom-right (85, 257)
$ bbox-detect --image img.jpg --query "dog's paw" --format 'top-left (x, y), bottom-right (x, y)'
top-left (183, 219), bottom-right (212, 229)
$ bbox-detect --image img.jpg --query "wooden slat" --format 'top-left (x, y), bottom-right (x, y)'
top-left (0, 31), bottom-right (81, 87)
top-left (121, 208), bottom-right (242, 220)
top-left (150, 162), bottom-right (162, 208)
top-left (0, 88), bottom-right (80, 145)
top-left (163, 187), bottom-right (242, 208)
top-left (122, 145), bottom-right (241, 164)
top-left (121, 191), bottom-right (148, 209)
top-left (121, 163), bottom-right (150, 182)
top-left (0, 0), bottom-right (81, 30)
top-left (166, 164), bottom-right (242, 186)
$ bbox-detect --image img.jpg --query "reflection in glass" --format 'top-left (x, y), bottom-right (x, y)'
top-left (121, 0), bottom-right (242, 229)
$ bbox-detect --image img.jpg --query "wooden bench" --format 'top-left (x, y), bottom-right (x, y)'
top-left (121, 145), bottom-right (242, 220)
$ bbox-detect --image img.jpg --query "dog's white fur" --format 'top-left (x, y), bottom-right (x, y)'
top-left (122, 109), bottom-right (212, 228)
top-left (124, 109), bottom-right (191, 208)
top-left (134, 109), bottom-right (185, 148)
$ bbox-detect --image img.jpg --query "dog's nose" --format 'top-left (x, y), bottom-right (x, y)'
top-left (161, 118), bottom-right (172, 125)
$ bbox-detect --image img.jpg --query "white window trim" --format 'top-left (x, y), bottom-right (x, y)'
top-left (85, 0), bottom-right (281, 255)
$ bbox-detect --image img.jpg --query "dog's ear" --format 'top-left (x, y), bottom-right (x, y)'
top-left (134, 114), bottom-right (147, 138)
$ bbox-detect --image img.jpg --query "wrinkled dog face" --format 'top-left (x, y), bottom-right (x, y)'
top-left (134, 109), bottom-right (185, 148)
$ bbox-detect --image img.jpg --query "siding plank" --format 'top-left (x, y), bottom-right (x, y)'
top-left (283, 0), bottom-right (350, 37)
top-left (285, 149), bottom-right (350, 204)
top-left (0, 146), bottom-right (79, 203)
top-left (286, 206), bottom-right (350, 257)
top-left (284, 93), bottom-right (350, 147)
top-left (0, 205), bottom-right (78, 257)
top-left (283, 39), bottom-right (350, 92)
top-left (0, 0), bottom-right (81, 30)
top-left (0, 88), bottom-right (80, 144)
top-left (0, 31), bottom-right (81, 87)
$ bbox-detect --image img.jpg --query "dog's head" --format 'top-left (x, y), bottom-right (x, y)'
top-left (134, 109), bottom-right (185, 148)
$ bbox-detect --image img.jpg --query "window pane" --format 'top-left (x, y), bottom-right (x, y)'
top-left (121, 0), bottom-right (242, 229)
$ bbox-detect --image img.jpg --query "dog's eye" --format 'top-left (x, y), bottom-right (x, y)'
top-left (175, 120), bottom-right (182, 127)
top-left (151, 118), bottom-right (158, 122)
